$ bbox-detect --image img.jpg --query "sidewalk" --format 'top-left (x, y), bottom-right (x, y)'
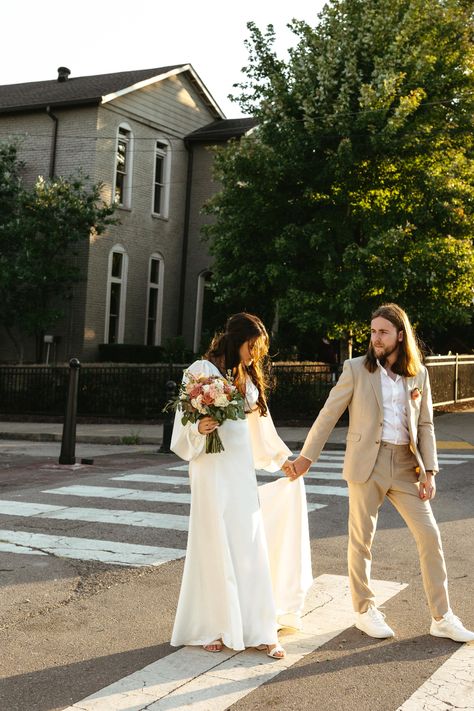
top-left (0, 408), bottom-right (473, 450)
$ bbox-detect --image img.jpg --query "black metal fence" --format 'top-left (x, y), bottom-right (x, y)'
top-left (0, 356), bottom-right (472, 421)
top-left (0, 363), bottom-right (186, 419)
top-left (425, 355), bottom-right (474, 406)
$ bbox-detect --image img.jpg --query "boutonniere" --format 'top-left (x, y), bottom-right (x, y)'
top-left (411, 387), bottom-right (423, 401)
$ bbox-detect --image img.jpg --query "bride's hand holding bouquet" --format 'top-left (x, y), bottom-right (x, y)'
top-left (165, 370), bottom-right (246, 453)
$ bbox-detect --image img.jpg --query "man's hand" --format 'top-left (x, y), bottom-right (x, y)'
top-left (419, 471), bottom-right (436, 500)
top-left (282, 459), bottom-right (296, 478)
top-left (283, 455), bottom-right (312, 480)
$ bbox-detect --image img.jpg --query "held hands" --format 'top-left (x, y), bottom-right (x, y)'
top-left (282, 455), bottom-right (312, 481)
top-left (419, 471), bottom-right (436, 500)
top-left (198, 416), bottom-right (219, 435)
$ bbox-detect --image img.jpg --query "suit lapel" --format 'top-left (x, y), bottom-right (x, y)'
top-left (368, 368), bottom-right (383, 414)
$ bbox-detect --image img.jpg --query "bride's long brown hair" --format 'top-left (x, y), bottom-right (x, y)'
top-left (204, 313), bottom-right (270, 416)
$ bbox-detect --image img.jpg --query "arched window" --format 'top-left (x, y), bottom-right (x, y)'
top-left (152, 137), bottom-right (171, 218)
top-left (105, 245), bottom-right (128, 343)
top-left (145, 253), bottom-right (165, 346)
top-left (114, 122), bottom-right (134, 208)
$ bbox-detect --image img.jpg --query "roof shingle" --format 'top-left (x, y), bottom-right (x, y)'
top-left (0, 65), bottom-right (186, 113)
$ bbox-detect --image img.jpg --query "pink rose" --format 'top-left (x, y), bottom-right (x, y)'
top-left (188, 384), bottom-right (202, 398)
top-left (411, 387), bottom-right (422, 400)
top-left (201, 391), bottom-right (214, 406)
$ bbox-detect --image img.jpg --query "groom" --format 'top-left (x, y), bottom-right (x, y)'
top-left (285, 303), bottom-right (473, 642)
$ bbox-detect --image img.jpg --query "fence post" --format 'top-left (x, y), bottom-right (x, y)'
top-left (59, 358), bottom-right (81, 465)
top-left (159, 380), bottom-right (177, 453)
top-left (454, 353), bottom-right (459, 403)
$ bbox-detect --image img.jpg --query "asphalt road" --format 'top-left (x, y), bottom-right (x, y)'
top-left (0, 442), bottom-right (473, 711)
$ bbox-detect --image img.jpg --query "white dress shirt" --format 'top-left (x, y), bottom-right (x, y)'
top-left (378, 362), bottom-right (410, 444)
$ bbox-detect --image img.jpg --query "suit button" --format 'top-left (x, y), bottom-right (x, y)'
top-left (375, 440), bottom-right (380, 444)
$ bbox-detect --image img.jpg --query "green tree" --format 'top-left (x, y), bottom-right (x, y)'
top-left (0, 142), bottom-right (117, 362)
top-left (205, 0), bottom-right (474, 353)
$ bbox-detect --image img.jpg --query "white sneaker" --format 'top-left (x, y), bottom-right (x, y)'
top-left (430, 610), bottom-right (474, 643)
top-left (355, 606), bottom-right (395, 638)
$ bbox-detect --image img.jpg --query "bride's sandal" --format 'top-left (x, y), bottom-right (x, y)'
top-left (203, 639), bottom-right (223, 652)
top-left (266, 644), bottom-right (286, 659)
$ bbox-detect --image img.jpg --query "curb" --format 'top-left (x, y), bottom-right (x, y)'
top-left (0, 432), bottom-right (162, 445)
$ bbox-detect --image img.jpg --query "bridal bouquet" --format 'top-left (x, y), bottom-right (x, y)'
top-left (165, 370), bottom-right (246, 453)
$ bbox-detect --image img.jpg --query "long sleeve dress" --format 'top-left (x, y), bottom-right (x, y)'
top-left (170, 359), bottom-right (313, 651)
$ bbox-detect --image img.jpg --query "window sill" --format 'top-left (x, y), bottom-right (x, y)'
top-left (116, 205), bottom-right (132, 212)
top-left (151, 213), bottom-right (169, 222)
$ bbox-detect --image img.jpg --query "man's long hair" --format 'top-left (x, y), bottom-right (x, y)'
top-left (364, 303), bottom-right (423, 376)
top-left (204, 312), bottom-right (270, 416)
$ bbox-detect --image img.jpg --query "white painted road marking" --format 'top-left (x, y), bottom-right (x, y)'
top-left (115, 470), bottom-right (345, 484)
top-left (0, 540), bottom-right (48, 556)
top-left (0, 530), bottom-right (184, 567)
top-left (43, 485), bottom-right (192, 504)
top-left (112, 474), bottom-right (190, 485)
top-left (397, 642), bottom-right (474, 710)
top-left (0, 500), bottom-right (190, 531)
top-left (305, 484), bottom-right (348, 497)
top-left (4, 449), bottom-right (462, 569)
top-left (61, 574), bottom-right (407, 711)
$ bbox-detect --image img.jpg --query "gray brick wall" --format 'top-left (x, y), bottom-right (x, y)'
top-left (0, 78), bottom-right (222, 364)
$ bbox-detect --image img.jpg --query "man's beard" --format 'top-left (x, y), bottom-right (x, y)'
top-left (371, 342), bottom-right (399, 367)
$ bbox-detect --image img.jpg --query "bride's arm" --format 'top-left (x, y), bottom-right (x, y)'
top-left (247, 407), bottom-right (292, 473)
top-left (169, 359), bottom-right (214, 462)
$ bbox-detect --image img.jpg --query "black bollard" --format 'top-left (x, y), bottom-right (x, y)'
top-left (159, 380), bottom-right (177, 453)
top-left (59, 358), bottom-right (81, 464)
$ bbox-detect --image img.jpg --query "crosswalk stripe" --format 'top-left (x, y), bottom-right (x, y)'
top-left (397, 642), bottom-right (474, 710)
top-left (308, 461), bottom-right (344, 469)
top-left (44, 483), bottom-right (328, 513)
top-left (43, 485), bottom-right (192, 504)
top-left (305, 484), bottom-right (348, 497)
top-left (0, 540), bottom-right (48, 556)
top-left (437, 459), bottom-right (469, 465)
top-left (0, 529), bottom-right (184, 567)
top-left (112, 474), bottom-right (189, 485)
top-left (438, 452), bottom-right (474, 460)
top-left (43, 484), bottom-right (348, 508)
top-left (257, 471), bottom-right (342, 482)
top-left (0, 500), bottom-right (190, 531)
top-left (61, 574), bottom-right (406, 711)
top-left (113, 471), bottom-right (345, 485)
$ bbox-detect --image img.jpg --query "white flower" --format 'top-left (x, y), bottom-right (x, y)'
top-left (191, 395), bottom-right (207, 414)
top-left (214, 394), bottom-right (230, 408)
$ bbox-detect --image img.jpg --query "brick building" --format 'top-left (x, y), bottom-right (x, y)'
top-left (0, 65), bottom-right (256, 362)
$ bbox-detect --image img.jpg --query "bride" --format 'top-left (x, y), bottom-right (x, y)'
top-left (170, 312), bottom-right (312, 658)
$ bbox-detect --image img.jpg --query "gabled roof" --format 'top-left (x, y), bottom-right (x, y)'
top-left (186, 117), bottom-right (257, 143)
top-left (0, 65), bottom-right (225, 119)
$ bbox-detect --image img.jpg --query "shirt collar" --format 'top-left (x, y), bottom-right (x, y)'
top-left (377, 359), bottom-right (402, 382)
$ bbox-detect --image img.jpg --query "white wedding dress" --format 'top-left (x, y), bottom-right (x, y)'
top-left (170, 359), bottom-right (313, 651)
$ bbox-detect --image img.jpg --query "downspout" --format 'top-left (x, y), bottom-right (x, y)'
top-left (45, 105), bottom-right (59, 178)
top-left (177, 138), bottom-right (194, 335)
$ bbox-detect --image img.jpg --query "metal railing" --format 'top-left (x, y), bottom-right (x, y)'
top-left (0, 356), bottom-right (472, 419)
top-left (425, 354), bottom-right (474, 406)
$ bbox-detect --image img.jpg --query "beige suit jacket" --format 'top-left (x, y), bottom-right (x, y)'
top-left (301, 356), bottom-right (438, 483)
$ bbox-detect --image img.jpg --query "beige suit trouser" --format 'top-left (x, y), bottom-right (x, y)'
top-left (347, 441), bottom-right (449, 617)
